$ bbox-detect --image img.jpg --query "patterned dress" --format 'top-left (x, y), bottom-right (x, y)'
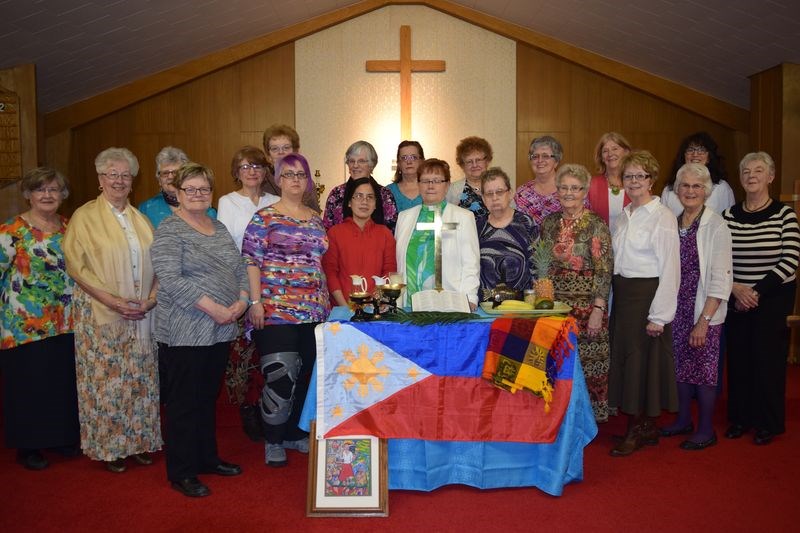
top-left (477, 210), bottom-right (537, 293)
top-left (540, 210), bottom-right (613, 422)
top-left (322, 178), bottom-right (398, 231)
top-left (242, 206), bottom-right (330, 325)
top-left (672, 217), bottom-right (721, 385)
top-left (454, 182), bottom-right (488, 218)
top-left (514, 182), bottom-right (562, 225)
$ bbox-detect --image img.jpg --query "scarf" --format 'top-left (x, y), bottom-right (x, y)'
top-left (64, 196), bottom-right (155, 346)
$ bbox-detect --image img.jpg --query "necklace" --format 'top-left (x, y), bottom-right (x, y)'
top-left (743, 197), bottom-right (772, 213)
top-left (607, 175), bottom-right (621, 195)
top-left (678, 206), bottom-right (705, 237)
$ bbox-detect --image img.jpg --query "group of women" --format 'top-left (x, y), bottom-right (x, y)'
top-left (1, 128), bottom-right (797, 500)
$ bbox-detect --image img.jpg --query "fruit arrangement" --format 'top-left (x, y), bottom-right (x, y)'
top-left (495, 299), bottom-right (535, 311)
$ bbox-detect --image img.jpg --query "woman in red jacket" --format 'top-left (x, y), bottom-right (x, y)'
top-left (323, 177), bottom-right (397, 307)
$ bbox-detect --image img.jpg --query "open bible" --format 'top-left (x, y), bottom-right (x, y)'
top-left (410, 289), bottom-right (470, 313)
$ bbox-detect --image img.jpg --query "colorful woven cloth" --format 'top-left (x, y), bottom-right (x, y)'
top-left (483, 316), bottom-right (578, 411)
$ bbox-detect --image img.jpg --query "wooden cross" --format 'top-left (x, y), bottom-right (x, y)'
top-left (415, 206), bottom-right (458, 290)
top-left (365, 25), bottom-right (446, 139)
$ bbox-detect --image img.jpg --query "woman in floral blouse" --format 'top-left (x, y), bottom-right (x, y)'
top-left (539, 164), bottom-right (613, 423)
top-left (1, 167), bottom-right (79, 470)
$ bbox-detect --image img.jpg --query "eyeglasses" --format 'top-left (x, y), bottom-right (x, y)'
top-left (463, 156), bottom-right (487, 167)
top-left (157, 169), bottom-right (178, 178)
top-left (399, 154), bottom-right (420, 162)
top-left (557, 185), bottom-right (584, 193)
top-left (32, 186), bottom-right (62, 195)
top-left (529, 154), bottom-right (556, 161)
top-left (678, 183), bottom-right (705, 192)
top-left (622, 173), bottom-right (651, 181)
top-left (346, 159), bottom-right (370, 167)
top-left (685, 146), bottom-right (708, 155)
top-left (483, 188), bottom-right (509, 198)
top-left (268, 144), bottom-right (292, 154)
top-left (180, 186), bottom-right (212, 196)
top-left (239, 163), bottom-right (265, 173)
top-left (280, 171), bottom-right (307, 181)
top-left (420, 178), bottom-right (448, 185)
top-left (100, 172), bottom-right (133, 182)
top-left (352, 193), bottom-right (376, 202)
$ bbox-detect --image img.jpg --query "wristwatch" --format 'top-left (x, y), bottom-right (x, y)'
top-left (701, 314), bottom-right (712, 322)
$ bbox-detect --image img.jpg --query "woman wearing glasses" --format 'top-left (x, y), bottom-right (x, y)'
top-left (262, 124), bottom-right (321, 213)
top-left (1, 168), bottom-right (79, 470)
top-left (217, 147), bottom-right (280, 441)
top-left (243, 153), bottom-right (330, 467)
top-left (515, 136), bottom-right (577, 225)
top-left (477, 167), bottom-right (536, 293)
top-left (64, 147), bottom-right (162, 473)
top-left (539, 164), bottom-right (613, 423)
top-left (151, 163), bottom-right (248, 497)
top-left (396, 158), bottom-right (480, 310)
top-left (446, 136), bottom-right (493, 218)
top-left (608, 150), bottom-right (680, 456)
top-left (660, 132), bottom-right (736, 216)
top-left (218, 146), bottom-right (280, 252)
top-left (587, 132), bottom-right (632, 225)
top-left (322, 140), bottom-right (398, 231)
top-left (323, 177), bottom-right (397, 307)
top-left (138, 146), bottom-right (217, 228)
top-left (387, 140), bottom-right (425, 212)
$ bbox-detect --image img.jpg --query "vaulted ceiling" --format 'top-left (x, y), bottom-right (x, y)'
top-left (2, 0), bottom-right (799, 114)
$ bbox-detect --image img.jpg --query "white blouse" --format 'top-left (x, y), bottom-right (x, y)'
top-left (612, 197), bottom-right (680, 326)
top-left (217, 191), bottom-right (280, 251)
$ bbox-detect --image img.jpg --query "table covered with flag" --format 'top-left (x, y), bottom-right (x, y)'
top-left (298, 315), bottom-right (598, 496)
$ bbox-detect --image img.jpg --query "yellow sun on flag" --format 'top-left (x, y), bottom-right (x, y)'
top-left (328, 322), bottom-right (342, 335)
top-left (331, 405), bottom-right (344, 418)
top-left (336, 343), bottom-right (390, 398)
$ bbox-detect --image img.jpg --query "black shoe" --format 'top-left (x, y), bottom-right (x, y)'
top-left (679, 433), bottom-right (717, 451)
top-left (724, 424), bottom-right (747, 439)
top-left (240, 404), bottom-right (264, 442)
top-left (659, 423), bottom-right (694, 437)
top-left (753, 429), bottom-right (774, 445)
top-left (105, 458), bottom-right (126, 473)
top-left (202, 461), bottom-right (242, 476)
top-left (17, 450), bottom-right (48, 471)
top-left (130, 452), bottom-right (153, 465)
top-left (171, 477), bottom-right (210, 497)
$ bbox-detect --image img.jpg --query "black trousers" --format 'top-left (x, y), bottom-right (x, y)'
top-left (726, 281), bottom-right (795, 434)
top-left (160, 342), bottom-right (229, 481)
top-left (1, 334), bottom-right (80, 449)
top-left (252, 323), bottom-right (317, 444)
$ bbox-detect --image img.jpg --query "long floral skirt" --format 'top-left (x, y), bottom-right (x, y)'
top-left (73, 287), bottom-right (162, 461)
top-left (553, 269), bottom-right (610, 423)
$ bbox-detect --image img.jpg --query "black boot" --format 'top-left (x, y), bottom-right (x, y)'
top-left (240, 403), bottom-right (264, 441)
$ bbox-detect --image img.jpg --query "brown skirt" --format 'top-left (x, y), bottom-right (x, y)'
top-left (608, 275), bottom-right (678, 417)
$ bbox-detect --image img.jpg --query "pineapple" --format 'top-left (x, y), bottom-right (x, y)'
top-left (532, 238), bottom-right (554, 302)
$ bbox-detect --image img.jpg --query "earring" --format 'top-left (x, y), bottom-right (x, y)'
top-left (99, 185), bottom-right (104, 191)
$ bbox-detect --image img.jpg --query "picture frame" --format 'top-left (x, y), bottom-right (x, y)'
top-left (306, 421), bottom-right (389, 517)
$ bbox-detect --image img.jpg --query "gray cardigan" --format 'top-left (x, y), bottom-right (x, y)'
top-left (151, 214), bottom-right (249, 346)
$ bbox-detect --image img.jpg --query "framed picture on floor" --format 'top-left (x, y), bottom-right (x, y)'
top-left (306, 421), bottom-right (388, 517)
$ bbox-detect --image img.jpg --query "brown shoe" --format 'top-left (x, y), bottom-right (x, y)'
top-left (637, 418), bottom-right (660, 446)
top-left (131, 452), bottom-right (153, 465)
top-left (105, 458), bottom-right (126, 473)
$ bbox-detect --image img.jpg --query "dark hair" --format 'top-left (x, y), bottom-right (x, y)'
top-left (455, 136), bottom-right (493, 167)
top-left (667, 131), bottom-right (727, 188)
top-left (20, 167), bottom-right (70, 199)
top-left (342, 177), bottom-right (385, 225)
top-left (393, 140), bottom-right (425, 183)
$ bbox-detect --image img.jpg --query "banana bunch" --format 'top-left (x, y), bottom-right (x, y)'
top-left (496, 299), bottom-right (534, 311)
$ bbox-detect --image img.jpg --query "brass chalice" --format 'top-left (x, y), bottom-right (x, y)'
top-left (349, 292), bottom-right (374, 322)
top-left (377, 283), bottom-right (406, 313)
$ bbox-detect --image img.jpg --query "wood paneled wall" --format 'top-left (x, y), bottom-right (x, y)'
top-left (516, 43), bottom-right (749, 199)
top-left (52, 44), bottom-right (295, 214)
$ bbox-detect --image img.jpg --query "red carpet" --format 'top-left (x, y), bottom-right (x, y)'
top-left (2, 367), bottom-right (799, 532)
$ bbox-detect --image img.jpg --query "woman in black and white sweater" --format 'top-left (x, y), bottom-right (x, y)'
top-left (723, 151), bottom-right (800, 446)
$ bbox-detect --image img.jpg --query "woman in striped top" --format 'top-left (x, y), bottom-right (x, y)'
top-left (723, 152), bottom-right (800, 446)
